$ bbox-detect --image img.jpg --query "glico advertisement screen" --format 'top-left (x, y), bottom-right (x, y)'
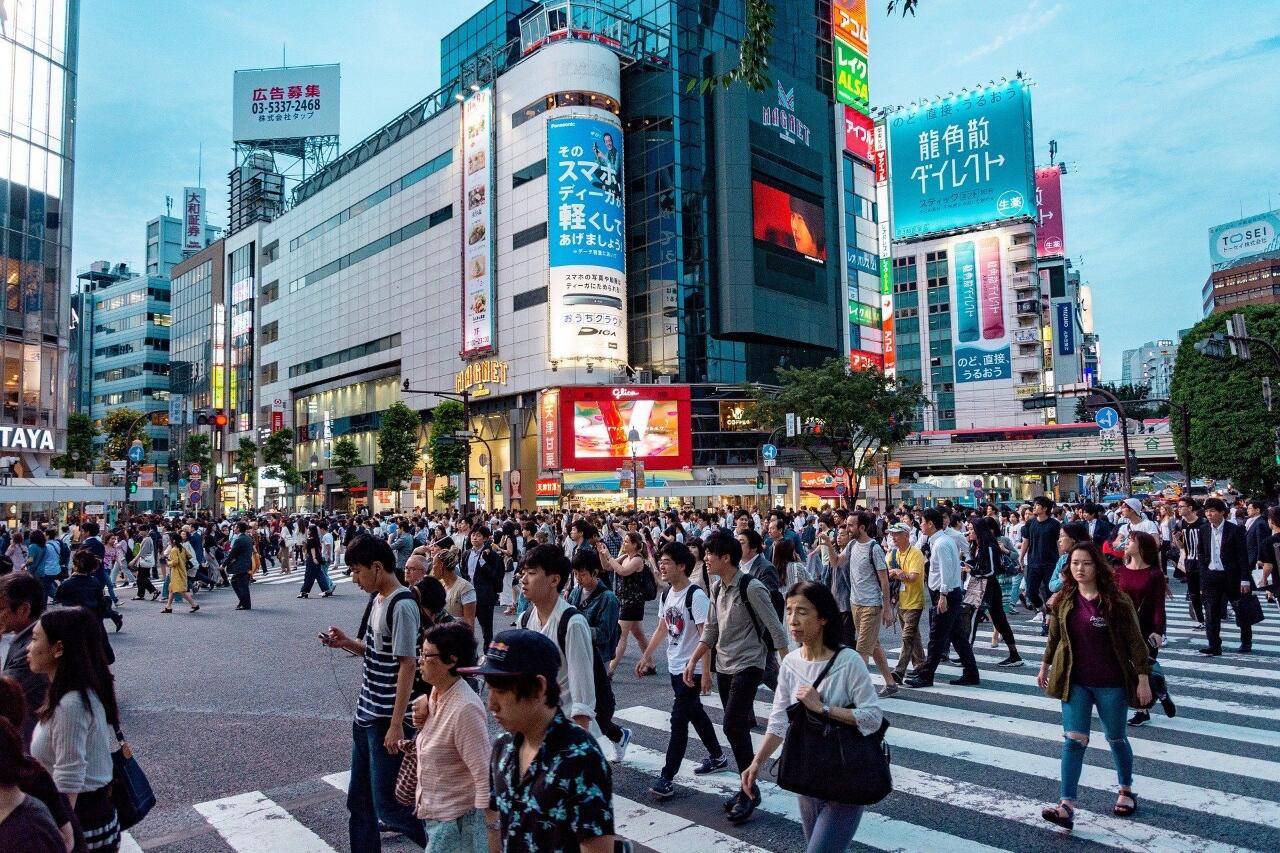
top-left (751, 180), bottom-right (826, 262)
top-left (557, 385), bottom-right (692, 472)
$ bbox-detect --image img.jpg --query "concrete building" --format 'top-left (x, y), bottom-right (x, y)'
top-left (1120, 337), bottom-right (1177, 399)
top-left (1204, 209), bottom-right (1280, 316)
top-left (146, 212), bottom-right (219, 278)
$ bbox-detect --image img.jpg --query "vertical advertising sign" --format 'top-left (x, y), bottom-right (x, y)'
top-left (833, 0), bottom-right (869, 53)
top-left (952, 234), bottom-right (1011, 383)
top-left (843, 107), bottom-right (874, 163)
top-left (833, 38), bottom-right (870, 114)
top-left (539, 389), bottom-right (561, 471)
top-left (874, 120), bottom-right (894, 376)
top-left (182, 187), bottom-right (206, 252)
top-left (270, 397), bottom-right (285, 433)
top-left (888, 80), bottom-right (1035, 240)
top-left (461, 89), bottom-right (495, 356)
top-left (1055, 301), bottom-right (1076, 355)
top-left (1035, 167), bottom-right (1065, 257)
top-left (546, 115), bottom-right (627, 365)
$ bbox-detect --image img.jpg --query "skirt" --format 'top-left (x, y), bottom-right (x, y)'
top-left (78, 784), bottom-right (120, 852)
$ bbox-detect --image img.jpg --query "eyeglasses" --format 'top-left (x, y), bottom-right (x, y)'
top-left (420, 652), bottom-right (443, 660)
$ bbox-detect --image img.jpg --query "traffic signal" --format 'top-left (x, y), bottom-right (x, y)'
top-left (493, 475), bottom-right (502, 495)
top-left (211, 410), bottom-right (229, 428)
top-left (125, 460), bottom-right (139, 494)
top-left (195, 409), bottom-right (210, 426)
top-left (1194, 333), bottom-right (1228, 360)
top-left (1126, 449), bottom-right (1139, 480)
top-left (1273, 427), bottom-right (1280, 466)
top-left (755, 474), bottom-right (765, 491)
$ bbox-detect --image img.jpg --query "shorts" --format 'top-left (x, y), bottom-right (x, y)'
top-left (620, 600), bottom-right (646, 621)
top-left (853, 605), bottom-right (883, 656)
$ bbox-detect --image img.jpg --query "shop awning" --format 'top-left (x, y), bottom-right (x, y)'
top-left (562, 470), bottom-right (694, 492)
top-left (0, 478), bottom-right (127, 503)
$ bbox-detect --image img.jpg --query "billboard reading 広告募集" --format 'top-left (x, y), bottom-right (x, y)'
top-left (888, 79), bottom-right (1035, 241)
top-left (232, 65), bottom-right (340, 144)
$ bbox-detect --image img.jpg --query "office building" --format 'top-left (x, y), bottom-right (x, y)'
top-left (146, 212), bottom-right (220, 278)
top-left (1121, 337), bottom-right (1177, 400)
top-left (1204, 209), bottom-right (1280, 315)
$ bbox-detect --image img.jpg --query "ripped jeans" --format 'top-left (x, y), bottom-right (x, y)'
top-left (1059, 683), bottom-right (1133, 801)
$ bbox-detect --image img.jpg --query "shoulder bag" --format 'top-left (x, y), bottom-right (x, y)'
top-left (111, 726), bottom-right (156, 830)
top-left (1233, 592), bottom-right (1265, 628)
top-left (394, 737), bottom-right (419, 807)
top-left (775, 648), bottom-right (893, 806)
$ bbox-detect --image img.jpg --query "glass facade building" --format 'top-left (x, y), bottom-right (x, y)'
top-left (1, 0), bottom-right (77, 470)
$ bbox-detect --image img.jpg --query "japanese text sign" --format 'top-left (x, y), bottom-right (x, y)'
top-left (833, 37), bottom-right (869, 114)
top-left (232, 65), bottom-right (340, 142)
top-left (461, 89), bottom-right (495, 356)
top-left (1035, 166), bottom-right (1065, 257)
top-left (952, 234), bottom-right (1012, 384)
top-left (182, 187), bottom-right (206, 252)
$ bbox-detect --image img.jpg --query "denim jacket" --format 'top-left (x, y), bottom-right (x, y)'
top-left (568, 583), bottom-right (621, 664)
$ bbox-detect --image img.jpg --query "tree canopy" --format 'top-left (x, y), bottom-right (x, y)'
top-left (261, 428), bottom-right (301, 488)
top-left (330, 437), bottom-right (363, 492)
top-left (427, 400), bottom-right (466, 478)
top-left (1073, 382), bottom-right (1169, 423)
top-left (52, 413), bottom-right (97, 475)
top-left (377, 402), bottom-right (422, 502)
top-left (101, 408), bottom-right (152, 464)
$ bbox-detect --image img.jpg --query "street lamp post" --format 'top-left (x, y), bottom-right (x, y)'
top-left (627, 427), bottom-right (640, 511)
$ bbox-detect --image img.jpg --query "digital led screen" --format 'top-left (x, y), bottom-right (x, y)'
top-left (752, 180), bottom-right (827, 262)
top-left (557, 385), bottom-right (692, 472)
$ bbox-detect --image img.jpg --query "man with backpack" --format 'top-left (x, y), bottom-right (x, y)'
top-left (847, 512), bottom-right (898, 697)
top-left (735, 528), bottom-right (785, 690)
top-left (518, 544), bottom-right (629, 762)
top-left (683, 531), bottom-right (787, 826)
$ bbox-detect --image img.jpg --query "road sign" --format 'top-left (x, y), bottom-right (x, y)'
top-left (189, 492), bottom-right (202, 506)
top-left (833, 467), bottom-right (846, 479)
top-left (127, 444), bottom-right (146, 463)
top-left (109, 460), bottom-right (126, 473)
top-left (971, 478), bottom-right (983, 489)
top-left (975, 488), bottom-right (986, 500)
top-left (763, 458), bottom-right (777, 468)
top-left (835, 481), bottom-right (847, 496)
top-left (178, 478), bottom-right (188, 490)
top-left (188, 479), bottom-right (201, 493)
top-left (785, 413), bottom-right (797, 438)
top-left (1094, 407), bottom-right (1119, 430)
top-left (762, 444), bottom-right (778, 460)
top-left (188, 463), bottom-right (202, 477)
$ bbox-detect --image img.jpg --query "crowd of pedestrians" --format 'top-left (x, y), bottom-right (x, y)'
top-left (0, 487), bottom-right (1273, 851)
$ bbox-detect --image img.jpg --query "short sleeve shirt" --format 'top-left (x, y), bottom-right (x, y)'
top-left (849, 540), bottom-right (888, 607)
top-left (662, 583), bottom-right (709, 673)
top-left (489, 709), bottom-right (613, 852)
top-left (1023, 518), bottom-right (1062, 569)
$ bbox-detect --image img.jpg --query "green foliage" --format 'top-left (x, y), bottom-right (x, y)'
top-left (181, 433), bottom-right (213, 474)
top-left (436, 483), bottom-right (459, 507)
top-left (52, 413), bottom-right (97, 475)
top-left (1073, 382), bottom-right (1169, 423)
top-left (101, 408), bottom-right (152, 463)
top-left (686, 0), bottom-right (775, 94)
top-left (427, 400), bottom-right (466, 476)
top-left (331, 437), bottom-right (363, 491)
top-left (750, 358), bottom-right (927, 504)
top-left (377, 402), bottom-right (422, 498)
top-left (261, 428), bottom-right (302, 487)
top-left (1171, 305), bottom-right (1280, 495)
top-left (236, 438), bottom-right (259, 490)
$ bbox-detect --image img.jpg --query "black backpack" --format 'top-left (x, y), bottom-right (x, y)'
top-left (737, 574), bottom-right (781, 654)
top-left (356, 588), bottom-right (429, 701)
top-left (520, 606), bottom-right (616, 726)
top-left (54, 538), bottom-right (71, 580)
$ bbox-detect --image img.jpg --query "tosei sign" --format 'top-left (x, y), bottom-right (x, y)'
top-left (1209, 211), bottom-right (1280, 271)
top-left (232, 64), bottom-right (340, 143)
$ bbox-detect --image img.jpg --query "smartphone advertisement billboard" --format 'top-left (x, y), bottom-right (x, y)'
top-left (547, 115), bottom-right (627, 365)
top-left (889, 79), bottom-right (1035, 240)
top-left (752, 180), bottom-right (827, 262)
top-left (557, 385), bottom-right (692, 472)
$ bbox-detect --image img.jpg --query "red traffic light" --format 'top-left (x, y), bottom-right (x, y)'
top-left (212, 411), bottom-right (229, 428)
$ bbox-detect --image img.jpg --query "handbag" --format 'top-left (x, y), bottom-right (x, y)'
top-left (776, 648), bottom-right (893, 806)
top-left (962, 576), bottom-right (988, 608)
top-left (111, 728), bottom-right (155, 830)
top-left (1233, 592), bottom-right (1264, 628)
top-left (394, 738), bottom-right (418, 807)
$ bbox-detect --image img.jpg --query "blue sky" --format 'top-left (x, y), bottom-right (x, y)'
top-left (73, 0), bottom-right (1280, 379)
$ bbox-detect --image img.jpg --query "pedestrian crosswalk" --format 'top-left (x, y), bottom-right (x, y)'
top-left (120, 592), bottom-right (1280, 852)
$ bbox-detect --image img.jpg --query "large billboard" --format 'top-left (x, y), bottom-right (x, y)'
top-left (1210, 210), bottom-right (1280, 270)
top-left (547, 115), bottom-right (627, 365)
top-left (833, 38), bottom-right (869, 114)
top-left (833, 0), bottom-right (869, 53)
top-left (888, 80), bottom-right (1035, 240)
top-left (752, 180), bottom-right (826, 262)
top-left (182, 187), bottom-right (206, 252)
top-left (232, 65), bottom-right (340, 143)
top-left (461, 89), bottom-right (495, 356)
top-left (557, 385), bottom-right (692, 472)
top-left (951, 234), bottom-right (1011, 383)
top-left (1035, 167), bottom-right (1065, 257)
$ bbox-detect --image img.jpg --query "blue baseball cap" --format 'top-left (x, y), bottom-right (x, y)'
top-left (459, 628), bottom-right (560, 684)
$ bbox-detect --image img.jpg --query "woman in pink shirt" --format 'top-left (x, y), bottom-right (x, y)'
top-left (410, 621), bottom-right (491, 852)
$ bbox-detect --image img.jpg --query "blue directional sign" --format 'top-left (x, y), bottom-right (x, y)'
top-left (762, 444), bottom-right (778, 460)
top-left (127, 444), bottom-right (146, 463)
top-left (1094, 407), bottom-right (1119, 430)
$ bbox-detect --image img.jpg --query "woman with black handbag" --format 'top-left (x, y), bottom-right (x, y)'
top-left (740, 581), bottom-right (884, 851)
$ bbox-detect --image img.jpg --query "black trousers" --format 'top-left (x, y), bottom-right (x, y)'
top-left (1186, 570), bottom-right (1205, 623)
top-left (915, 588), bottom-right (977, 681)
top-left (1203, 573), bottom-right (1250, 651)
top-left (230, 573), bottom-right (252, 609)
top-left (475, 592), bottom-right (497, 646)
top-left (134, 569), bottom-right (158, 598)
top-left (970, 578), bottom-right (1018, 656)
top-left (662, 674), bottom-right (723, 781)
top-left (717, 666), bottom-right (763, 774)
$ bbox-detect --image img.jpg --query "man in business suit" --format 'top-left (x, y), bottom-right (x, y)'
top-left (1083, 503), bottom-right (1115, 548)
top-left (226, 521), bottom-right (256, 610)
top-left (1244, 499), bottom-right (1270, 584)
top-left (0, 572), bottom-right (48, 745)
top-left (463, 525), bottom-right (506, 646)
top-left (1201, 497), bottom-right (1253, 655)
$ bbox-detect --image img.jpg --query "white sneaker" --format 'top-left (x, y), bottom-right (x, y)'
top-left (1025, 613), bottom-right (1044, 624)
top-left (989, 636), bottom-right (1000, 648)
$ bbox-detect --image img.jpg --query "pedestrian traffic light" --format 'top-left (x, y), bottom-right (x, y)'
top-left (493, 475), bottom-right (502, 495)
top-left (194, 409), bottom-right (210, 425)
top-left (211, 410), bottom-right (229, 428)
top-left (1273, 427), bottom-right (1280, 466)
top-left (755, 474), bottom-right (765, 491)
top-left (1126, 449), bottom-right (1139, 480)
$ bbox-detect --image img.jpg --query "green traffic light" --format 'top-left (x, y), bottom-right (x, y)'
top-left (128, 482), bottom-right (138, 494)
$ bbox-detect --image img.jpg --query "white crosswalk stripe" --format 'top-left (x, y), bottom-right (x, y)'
top-left (193, 791), bottom-right (338, 852)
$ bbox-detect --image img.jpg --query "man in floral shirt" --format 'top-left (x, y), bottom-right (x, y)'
top-left (464, 629), bottom-right (615, 852)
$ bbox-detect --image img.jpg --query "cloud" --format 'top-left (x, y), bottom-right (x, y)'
top-left (957, 0), bottom-right (1063, 63)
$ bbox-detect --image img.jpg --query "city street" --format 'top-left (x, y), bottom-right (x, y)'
top-left (109, 571), bottom-right (1280, 853)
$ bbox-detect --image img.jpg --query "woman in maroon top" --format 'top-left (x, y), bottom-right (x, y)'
top-left (1121, 532), bottom-right (1175, 726)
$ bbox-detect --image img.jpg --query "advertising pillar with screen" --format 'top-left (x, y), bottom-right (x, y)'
top-left (547, 115), bottom-right (627, 366)
top-left (557, 386), bottom-right (692, 472)
top-left (752, 181), bottom-right (827, 263)
top-left (461, 89), bottom-right (496, 356)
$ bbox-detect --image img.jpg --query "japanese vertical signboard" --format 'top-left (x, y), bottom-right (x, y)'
top-left (833, 0), bottom-right (869, 52)
top-left (539, 389), bottom-right (561, 471)
top-left (1035, 166), bottom-right (1065, 257)
top-left (461, 88), bottom-right (496, 356)
top-left (546, 115), bottom-right (627, 366)
top-left (231, 65), bottom-right (340, 143)
top-left (951, 233), bottom-right (1011, 383)
top-left (888, 80), bottom-right (1035, 240)
top-left (1055, 301), bottom-right (1076, 356)
top-left (843, 107), bottom-right (874, 163)
top-left (875, 120), bottom-right (894, 377)
top-left (270, 397), bottom-right (285, 433)
top-left (182, 187), bottom-right (206, 252)
top-left (833, 38), bottom-right (869, 115)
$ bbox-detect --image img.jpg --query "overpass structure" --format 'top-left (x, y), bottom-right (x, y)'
top-left (893, 432), bottom-right (1181, 477)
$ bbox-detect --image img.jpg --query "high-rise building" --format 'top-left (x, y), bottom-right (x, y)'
top-left (1120, 337), bottom-right (1177, 399)
top-left (146, 212), bottom-right (219, 278)
top-left (0, 0), bottom-right (78, 478)
top-left (1204, 209), bottom-right (1280, 315)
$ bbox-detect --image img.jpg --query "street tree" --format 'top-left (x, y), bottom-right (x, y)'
top-left (427, 400), bottom-right (466, 505)
top-left (1073, 382), bottom-right (1169, 422)
top-left (750, 358), bottom-right (926, 506)
top-left (377, 402), bottom-right (422, 508)
top-left (261, 428), bottom-right (302, 489)
top-left (1171, 304), bottom-right (1280, 495)
top-left (52, 412), bottom-right (98, 475)
top-left (181, 433), bottom-right (213, 474)
top-left (101, 408), bottom-right (152, 465)
top-left (236, 438), bottom-right (259, 491)
top-left (330, 437), bottom-right (363, 492)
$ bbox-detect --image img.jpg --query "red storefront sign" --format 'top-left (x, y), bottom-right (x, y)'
top-left (539, 389), bottom-right (560, 470)
top-left (844, 106), bottom-right (874, 163)
top-left (849, 349), bottom-right (884, 372)
top-left (536, 478), bottom-right (561, 497)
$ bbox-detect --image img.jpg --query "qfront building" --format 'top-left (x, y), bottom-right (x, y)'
top-left (199, 0), bottom-right (887, 512)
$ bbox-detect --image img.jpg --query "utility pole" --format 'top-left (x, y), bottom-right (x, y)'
top-left (402, 381), bottom-right (473, 512)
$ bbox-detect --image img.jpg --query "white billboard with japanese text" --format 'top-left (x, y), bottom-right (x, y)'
top-left (546, 114), bottom-right (627, 365)
top-left (232, 65), bottom-right (340, 143)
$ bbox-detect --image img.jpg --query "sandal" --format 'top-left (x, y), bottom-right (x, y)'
top-left (1114, 791), bottom-right (1137, 817)
top-left (1040, 802), bottom-right (1074, 830)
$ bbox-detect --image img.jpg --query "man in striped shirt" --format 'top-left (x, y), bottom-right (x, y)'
top-left (322, 536), bottom-right (425, 853)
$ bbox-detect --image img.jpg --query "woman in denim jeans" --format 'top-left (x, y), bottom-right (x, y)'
top-left (1037, 542), bottom-right (1151, 830)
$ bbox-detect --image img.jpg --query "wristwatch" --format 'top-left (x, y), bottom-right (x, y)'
top-left (821, 703), bottom-right (831, 717)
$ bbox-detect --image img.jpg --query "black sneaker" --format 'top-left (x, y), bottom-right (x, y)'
top-left (1159, 694), bottom-right (1177, 718)
top-left (1197, 647), bottom-right (1221, 656)
top-left (996, 655), bottom-right (1024, 668)
top-left (1127, 710), bottom-right (1150, 727)
top-left (891, 671), bottom-right (904, 685)
top-left (727, 787), bottom-right (761, 824)
top-left (723, 790), bottom-right (743, 813)
top-left (694, 755), bottom-right (729, 775)
top-left (649, 777), bottom-right (675, 800)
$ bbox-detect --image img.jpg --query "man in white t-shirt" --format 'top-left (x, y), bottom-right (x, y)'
top-left (636, 540), bottom-right (727, 799)
top-left (1115, 497), bottom-right (1159, 550)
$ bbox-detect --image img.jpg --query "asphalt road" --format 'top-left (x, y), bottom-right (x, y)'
top-left (110, 569), bottom-right (1280, 853)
